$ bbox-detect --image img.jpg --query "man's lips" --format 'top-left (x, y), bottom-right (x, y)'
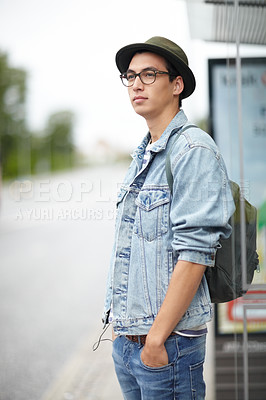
top-left (133, 96), bottom-right (148, 103)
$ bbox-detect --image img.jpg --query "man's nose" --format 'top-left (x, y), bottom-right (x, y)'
top-left (132, 75), bottom-right (144, 90)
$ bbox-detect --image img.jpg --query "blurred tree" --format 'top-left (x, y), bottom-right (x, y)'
top-left (45, 111), bottom-right (76, 171)
top-left (196, 118), bottom-right (209, 133)
top-left (0, 52), bottom-right (28, 179)
top-left (0, 52), bottom-right (78, 179)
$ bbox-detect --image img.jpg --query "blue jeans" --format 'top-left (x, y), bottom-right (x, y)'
top-left (112, 334), bottom-right (206, 400)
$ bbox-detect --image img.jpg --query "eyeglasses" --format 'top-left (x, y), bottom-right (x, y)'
top-left (120, 69), bottom-right (173, 87)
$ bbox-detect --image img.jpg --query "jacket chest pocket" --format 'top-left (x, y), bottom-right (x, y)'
top-left (134, 189), bottom-right (170, 242)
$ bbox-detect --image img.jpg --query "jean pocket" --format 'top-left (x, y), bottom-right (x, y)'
top-left (139, 340), bottom-right (176, 372)
top-left (190, 360), bottom-right (205, 400)
top-left (139, 352), bottom-right (172, 371)
top-left (134, 189), bottom-right (170, 242)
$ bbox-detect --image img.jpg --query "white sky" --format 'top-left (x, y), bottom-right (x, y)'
top-left (0, 0), bottom-right (265, 154)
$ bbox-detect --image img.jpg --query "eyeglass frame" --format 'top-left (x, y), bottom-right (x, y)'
top-left (119, 68), bottom-right (176, 87)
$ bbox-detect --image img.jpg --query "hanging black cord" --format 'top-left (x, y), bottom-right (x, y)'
top-left (92, 323), bottom-right (113, 351)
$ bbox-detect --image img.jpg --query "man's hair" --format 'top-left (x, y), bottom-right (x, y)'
top-left (165, 59), bottom-right (182, 108)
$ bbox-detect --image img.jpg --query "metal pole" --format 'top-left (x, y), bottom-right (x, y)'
top-left (234, 0), bottom-right (249, 398)
top-left (243, 306), bottom-right (249, 400)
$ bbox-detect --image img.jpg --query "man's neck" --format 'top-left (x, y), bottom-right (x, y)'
top-left (147, 108), bottom-right (180, 143)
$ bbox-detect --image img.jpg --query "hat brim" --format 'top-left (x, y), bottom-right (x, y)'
top-left (115, 43), bottom-right (196, 99)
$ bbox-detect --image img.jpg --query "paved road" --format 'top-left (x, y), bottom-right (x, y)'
top-left (0, 165), bottom-right (126, 400)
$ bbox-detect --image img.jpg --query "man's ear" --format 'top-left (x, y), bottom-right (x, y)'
top-left (173, 76), bottom-right (184, 96)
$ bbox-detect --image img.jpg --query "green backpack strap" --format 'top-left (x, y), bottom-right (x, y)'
top-left (165, 124), bottom-right (198, 193)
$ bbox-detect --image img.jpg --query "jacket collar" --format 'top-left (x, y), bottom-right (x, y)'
top-left (131, 110), bottom-right (188, 162)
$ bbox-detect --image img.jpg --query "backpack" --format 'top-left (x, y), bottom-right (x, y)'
top-left (165, 125), bottom-right (259, 303)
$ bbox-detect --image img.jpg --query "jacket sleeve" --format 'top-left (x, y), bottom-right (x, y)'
top-left (170, 142), bottom-right (235, 267)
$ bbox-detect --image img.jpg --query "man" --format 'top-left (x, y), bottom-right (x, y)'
top-left (102, 37), bottom-right (234, 399)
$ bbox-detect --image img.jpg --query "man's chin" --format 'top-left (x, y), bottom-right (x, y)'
top-left (132, 105), bottom-right (148, 118)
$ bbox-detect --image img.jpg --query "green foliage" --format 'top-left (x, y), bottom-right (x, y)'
top-left (196, 118), bottom-right (209, 133)
top-left (31, 111), bottom-right (76, 174)
top-left (0, 51), bottom-right (77, 179)
top-left (258, 201), bottom-right (266, 230)
top-left (0, 52), bottom-right (28, 178)
top-left (47, 111), bottom-right (76, 171)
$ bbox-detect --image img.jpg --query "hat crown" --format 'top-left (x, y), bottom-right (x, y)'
top-left (145, 36), bottom-right (189, 67)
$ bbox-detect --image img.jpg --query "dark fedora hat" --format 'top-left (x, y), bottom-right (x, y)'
top-left (115, 36), bottom-right (196, 99)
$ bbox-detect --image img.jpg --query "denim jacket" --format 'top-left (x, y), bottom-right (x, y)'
top-left (103, 110), bottom-right (235, 335)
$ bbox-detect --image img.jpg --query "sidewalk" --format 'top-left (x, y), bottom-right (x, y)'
top-left (41, 329), bottom-right (123, 400)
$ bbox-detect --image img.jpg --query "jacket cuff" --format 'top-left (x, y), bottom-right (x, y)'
top-left (178, 249), bottom-right (216, 267)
